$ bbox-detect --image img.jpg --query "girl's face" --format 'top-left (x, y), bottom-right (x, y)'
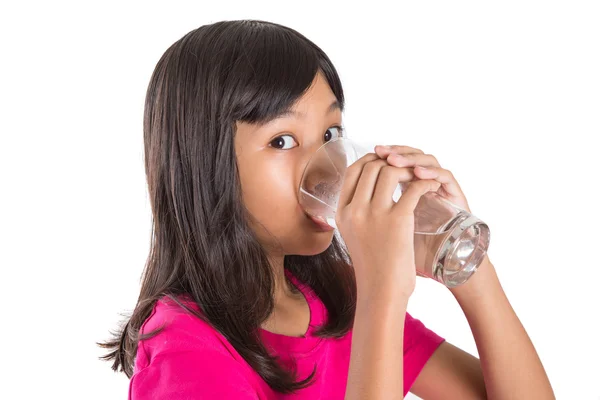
top-left (235, 72), bottom-right (343, 256)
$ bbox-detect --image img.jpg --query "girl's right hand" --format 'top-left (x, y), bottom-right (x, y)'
top-left (335, 152), bottom-right (441, 300)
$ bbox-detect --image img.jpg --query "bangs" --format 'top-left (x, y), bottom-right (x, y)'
top-left (225, 21), bottom-right (345, 125)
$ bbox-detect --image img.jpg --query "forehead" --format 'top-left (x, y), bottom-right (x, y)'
top-left (234, 72), bottom-right (342, 139)
top-left (268, 73), bottom-right (341, 121)
top-left (295, 72), bottom-right (337, 106)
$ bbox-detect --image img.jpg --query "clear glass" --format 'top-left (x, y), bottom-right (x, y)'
top-left (299, 137), bottom-right (490, 288)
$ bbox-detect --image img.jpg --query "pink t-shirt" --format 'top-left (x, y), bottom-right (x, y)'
top-left (129, 269), bottom-right (445, 399)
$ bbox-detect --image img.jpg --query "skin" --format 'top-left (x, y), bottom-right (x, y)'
top-left (234, 72), bottom-right (340, 259)
top-left (234, 71), bottom-right (555, 398)
top-left (234, 71), bottom-right (341, 333)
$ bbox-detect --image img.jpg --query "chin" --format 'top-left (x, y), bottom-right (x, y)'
top-left (293, 233), bottom-right (335, 256)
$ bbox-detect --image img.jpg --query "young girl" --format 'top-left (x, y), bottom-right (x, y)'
top-left (99, 20), bottom-right (554, 399)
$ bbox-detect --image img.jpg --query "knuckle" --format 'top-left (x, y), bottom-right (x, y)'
top-left (370, 206), bottom-right (388, 218)
top-left (362, 162), bottom-right (377, 174)
top-left (357, 153), bottom-right (379, 165)
top-left (411, 179), bottom-right (437, 191)
top-left (424, 179), bottom-right (439, 188)
top-left (392, 205), bottom-right (413, 219)
top-left (349, 154), bottom-right (377, 173)
top-left (352, 207), bottom-right (368, 221)
top-left (382, 164), bottom-right (407, 177)
top-left (363, 159), bottom-right (386, 173)
top-left (383, 168), bottom-right (402, 183)
top-left (424, 153), bottom-right (438, 164)
top-left (343, 205), bottom-right (363, 221)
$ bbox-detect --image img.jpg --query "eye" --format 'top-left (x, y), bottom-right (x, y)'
top-left (324, 126), bottom-right (344, 142)
top-left (269, 135), bottom-right (297, 150)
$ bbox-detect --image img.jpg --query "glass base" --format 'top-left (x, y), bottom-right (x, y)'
top-left (432, 212), bottom-right (490, 288)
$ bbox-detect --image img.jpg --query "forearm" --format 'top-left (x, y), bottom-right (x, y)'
top-left (345, 286), bottom-right (410, 400)
top-left (449, 257), bottom-right (555, 399)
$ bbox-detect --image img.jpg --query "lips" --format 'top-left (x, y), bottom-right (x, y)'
top-left (305, 213), bottom-right (335, 232)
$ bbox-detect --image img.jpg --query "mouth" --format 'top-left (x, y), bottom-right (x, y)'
top-left (304, 212), bottom-right (335, 232)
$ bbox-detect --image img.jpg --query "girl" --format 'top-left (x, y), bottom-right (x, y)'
top-left (99, 20), bottom-right (554, 399)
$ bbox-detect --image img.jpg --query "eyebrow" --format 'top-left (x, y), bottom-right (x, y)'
top-left (269, 99), bottom-right (341, 121)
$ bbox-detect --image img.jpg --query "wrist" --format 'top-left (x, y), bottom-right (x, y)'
top-left (448, 255), bottom-right (501, 301)
top-left (356, 278), bottom-right (412, 309)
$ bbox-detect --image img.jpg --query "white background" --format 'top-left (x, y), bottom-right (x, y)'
top-left (1, 1), bottom-right (599, 399)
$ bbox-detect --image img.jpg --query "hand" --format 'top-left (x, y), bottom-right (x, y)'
top-left (335, 152), bottom-right (442, 299)
top-left (374, 145), bottom-right (472, 213)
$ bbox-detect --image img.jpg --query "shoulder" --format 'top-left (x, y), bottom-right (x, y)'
top-left (130, 295), bottom-right (264, 399)
top-left (134, 294), bottom-right (241, 372)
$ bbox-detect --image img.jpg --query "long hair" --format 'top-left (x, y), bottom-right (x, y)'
top-left (98, 19), bottom-right (356, 394)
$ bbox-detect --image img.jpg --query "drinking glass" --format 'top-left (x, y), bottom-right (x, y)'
top-left (299, 137), bottom-right (490, 288)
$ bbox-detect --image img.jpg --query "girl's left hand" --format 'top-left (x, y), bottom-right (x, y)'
top-left (374, 145), bottom-right (472, 214)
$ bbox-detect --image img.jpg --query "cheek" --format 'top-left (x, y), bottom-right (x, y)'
top-left (237, 153), bottom-right (335, 255)
top-left (245, 179), bottom-right (336, 254)
top-left (239, 158), bottom-right (299, 230)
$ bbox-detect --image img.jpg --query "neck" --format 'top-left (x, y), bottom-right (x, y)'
top-left (268, 254), bottom-right (296, 303)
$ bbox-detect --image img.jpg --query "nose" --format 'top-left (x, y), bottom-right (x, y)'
top-left (299, 139), bottom-right (325, 180)
top-left (300, 149), bottom-right (343, 196)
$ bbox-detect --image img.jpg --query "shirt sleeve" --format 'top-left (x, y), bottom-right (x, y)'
top-left (402, 312), bottom-right (446, 396)
top-left (129, 349), bottom-right (260, 400)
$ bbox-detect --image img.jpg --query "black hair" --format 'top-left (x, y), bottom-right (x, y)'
top-left (98, 19), bottom-right (356, 395)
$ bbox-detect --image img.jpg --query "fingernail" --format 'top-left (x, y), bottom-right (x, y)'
top-left (416, 165), bottom-right (427, 170)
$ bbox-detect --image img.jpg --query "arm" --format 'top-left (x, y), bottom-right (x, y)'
top-left (410, 341), bottom-right (487, 399)
top-left (411, 255), bottom-right (554, 400)
top-left (345, 286), bottom-right (410, 400)
top-left (449, 256), bottom-right (555, 399)
top-left (372, 144), bottom-right (554, 398)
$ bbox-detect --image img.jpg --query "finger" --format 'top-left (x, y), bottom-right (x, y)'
top-left (337, 153), bottom-right (380, 209)
top-left (393, 179), bottom-right (442, 216)
top-left (374, 145), bottom-right (425, 159)
top-left (351, 159), bottom-right (389, 206)
top-left (371, 165), bottom-right (415, 210)
top-left (413, 166), bottom-right (465, 199)
top-left (386, 152), bottom-right (441, 168)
